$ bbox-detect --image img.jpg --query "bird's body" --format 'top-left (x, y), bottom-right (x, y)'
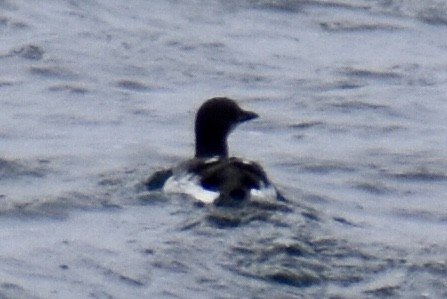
top-left (145, 97), bottom-right (283, 206)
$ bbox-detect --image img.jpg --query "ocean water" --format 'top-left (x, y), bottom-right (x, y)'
top-left (1, 0), bottom-right (447, 298)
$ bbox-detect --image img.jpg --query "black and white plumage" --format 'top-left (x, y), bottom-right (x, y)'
top-left (145, 97), bottom-right (284, 206)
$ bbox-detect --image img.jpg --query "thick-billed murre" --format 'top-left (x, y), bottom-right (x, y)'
top-left (145, 97), bottom-right (284, 206)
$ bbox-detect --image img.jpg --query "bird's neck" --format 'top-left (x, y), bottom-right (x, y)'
top-left (195, 133), bottom-right (228, 158)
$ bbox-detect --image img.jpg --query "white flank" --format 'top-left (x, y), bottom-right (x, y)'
top-left (163, 174), bottom-right (219, 204)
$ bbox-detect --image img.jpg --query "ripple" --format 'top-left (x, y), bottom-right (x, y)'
top-left (0, 16), bottom-right (29, 29)
top-left (0, 282), bottom-right (37, 299)
top-left (204, 200), bottom-right (292, 229)
top-left (420, 261), bottom-right (447, 276)
top-left (329, 100), bottom-right (397, 117)
top-left (248, 0), bottom-right (370, 12)
top-left (333, 216), bottom-right (360, 227)
top-left (339, 67), bottom-right (403, 81)
top-left (9, 44), bottom-right (44, 60)
top-left (29, 65), bottom-right (78, 80)
top-left (0, 16), bottom-right (7, 27)
top-left (288, 121), bottom-right (324, 130)
top-left (248, 0), bottom-right (304, 12)
top-left (0, 81), bottom-right (14, 88)
top-left (115, 79), bottom-right (155, 92)
top-left (265, 267), bottom-right (321, 287)
top-left (48, 84), bottom-right (89, 94)
top-left (320, 21), bottom-right (402, 32)
top-left (393, 209), bottom-right (447, 223)
top-left (0, 16), bottom-right (29, 30)
top-left (0, 191), bottom-right (122, 219)
top-left (84, 259), bottom-right (146, 287)
top-left (281, 159), bottom-right (356, 175)
top-left (353, 181), bottom-right (393, 195)
top-left (388, 169), bottom-right (447, 182)
top-left (364, 285), bottom-right (400, 297)
top-left (418, 7), bottom-right (447, 26)
top-left (0, 158), bottom-right (47, 180)
top-left (228, 239), bottom-right (324, 289)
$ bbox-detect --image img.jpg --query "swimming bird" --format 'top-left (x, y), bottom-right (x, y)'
top-left (145, 97), bottom-right (284, 206)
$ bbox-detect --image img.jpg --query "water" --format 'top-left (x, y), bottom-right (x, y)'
top-left (1, 0), bottom-right (447, 298)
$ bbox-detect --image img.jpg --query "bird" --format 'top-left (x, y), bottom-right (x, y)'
top-left (145, 97), bottom-right (284, 206)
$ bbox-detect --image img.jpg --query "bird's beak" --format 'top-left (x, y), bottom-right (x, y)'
top-left (238, 110), bottom-right (259, 123)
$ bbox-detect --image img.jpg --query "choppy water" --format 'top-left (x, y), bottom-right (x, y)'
top-left (1, 0), bottom-right (447, 298)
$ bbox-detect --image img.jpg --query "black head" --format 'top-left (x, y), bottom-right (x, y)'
top-left (195, 97), bottom-right (258, 158)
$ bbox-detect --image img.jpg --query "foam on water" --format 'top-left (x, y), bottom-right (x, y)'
top-left (1, 0), bottom-right (447, 298)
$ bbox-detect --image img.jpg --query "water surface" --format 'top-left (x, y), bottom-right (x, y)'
top-left (1, 0), bottom-right (447, 298)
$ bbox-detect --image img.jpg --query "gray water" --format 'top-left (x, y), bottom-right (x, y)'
top-left (1, 0), bottom-right (447, 298)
